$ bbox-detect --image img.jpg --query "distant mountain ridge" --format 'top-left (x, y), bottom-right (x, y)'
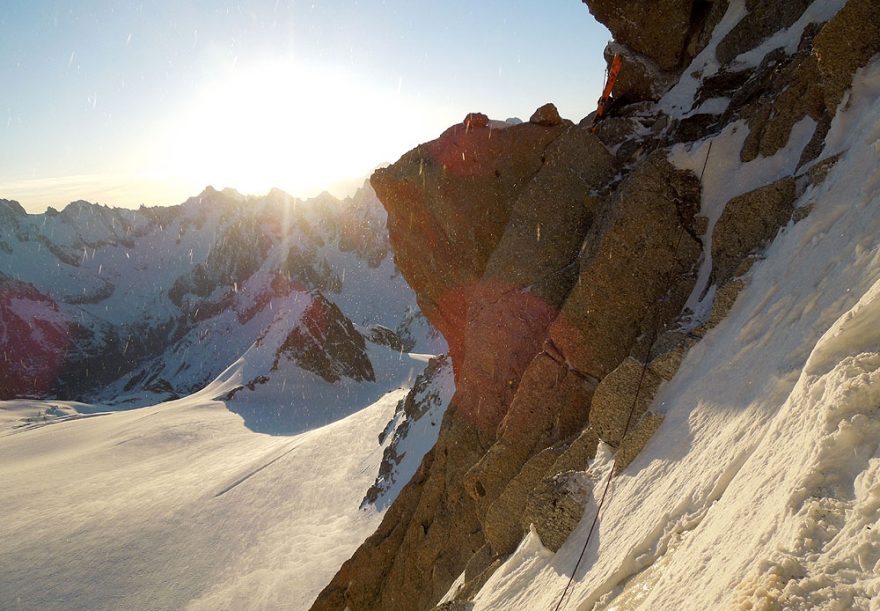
top-left (0, 184), bottom-right (444, 433)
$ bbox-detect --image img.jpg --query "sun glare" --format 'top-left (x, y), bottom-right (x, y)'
top-left (149, 59), bottom-right (442, 200)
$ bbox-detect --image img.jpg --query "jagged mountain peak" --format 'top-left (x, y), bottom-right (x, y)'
top-left (0, 198), bottom-right (26, 217)
top-left (0, 181), bottom-right (444, 415)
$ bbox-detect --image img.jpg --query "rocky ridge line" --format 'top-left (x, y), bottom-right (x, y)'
top-left (313, 1), bottom-right (880, 609)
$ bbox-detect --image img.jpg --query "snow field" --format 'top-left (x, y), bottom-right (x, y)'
top-left (0, 387), bottom-right (404, 610)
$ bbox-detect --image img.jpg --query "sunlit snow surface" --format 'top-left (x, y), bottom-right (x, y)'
top-left (0, 389), bottom-right (404, 610)
top-left (468, 54), bottom-right (880, 611)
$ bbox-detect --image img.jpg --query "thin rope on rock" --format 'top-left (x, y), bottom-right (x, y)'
top-left (552, 137), bottom-right (715, 611)
top-left (552, 330), bottom-right (655, 611)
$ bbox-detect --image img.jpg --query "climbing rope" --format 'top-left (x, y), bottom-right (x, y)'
top-left (552, 138), bottom-right (714, 611)
top-left (552, 331), bottom-right (655, 611)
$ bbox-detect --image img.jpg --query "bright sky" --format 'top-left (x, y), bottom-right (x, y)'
top-left (0, 1), bottom-right (610, 213)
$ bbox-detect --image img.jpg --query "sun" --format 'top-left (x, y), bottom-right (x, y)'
top-left (148, 59), bottom-right (445, 200)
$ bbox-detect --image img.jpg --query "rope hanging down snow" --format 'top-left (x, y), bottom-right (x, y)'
top-left (553, 138), bottom-right (714, 611)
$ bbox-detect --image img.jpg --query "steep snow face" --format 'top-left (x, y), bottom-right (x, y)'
top-left (0, 388), bottom-right (406, 610)
top-left (362, 355), bottom-right (455, 509)
top-left (0, 184), bottom-right (445, 426)
top-left (469, 57), bottom-right (880, 611)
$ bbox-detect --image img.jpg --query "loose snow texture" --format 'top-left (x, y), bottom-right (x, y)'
top-left (471, 60), bottom-right (880, 610)
top-left (0, 389), bottom-right (403, 610)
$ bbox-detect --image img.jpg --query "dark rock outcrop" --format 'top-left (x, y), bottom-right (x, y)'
top-left (0, 199), bottom-right (26, 229)
top-left (169, 217), bottom-right (272, 306)
top-left (523, 470), bottom-right (593, 552)
top-left (583, 0), bottom-right (694, 70)
top-left (363, 355), bottom-right (452, 508)
top-left (584, 0), bottom-right (727, 71)
top-left (731, 0), bottom-right (880, 164)
top-left (813, 0), bottom-right (880, 111)
top-left (606, 43), bottom-right (677, 103)
top-left (716, 0), bottom-right (814, 64)
top-left (549, 153), bottom-right (702, 381)
top-left (529, 103), bottom-right (564, 126)
top-left (0, 275), bottom-right (70, 398)
top-left (364, 324), bottom-right (413, 353)
top-left (711, 178), bottom-right (797, 285)
top-left (274, 293), bottom-right (374, 384)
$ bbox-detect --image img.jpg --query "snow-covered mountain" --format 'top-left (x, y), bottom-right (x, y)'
top-left (4, 1), bottom-right (880, 610)
top-left (0, 184), bottom-right (443, 432)
top-left (0, 182), bottom-right (452, 609)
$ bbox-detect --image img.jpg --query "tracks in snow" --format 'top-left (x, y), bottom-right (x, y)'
top-left (213, 441), bottom-right (299, 498)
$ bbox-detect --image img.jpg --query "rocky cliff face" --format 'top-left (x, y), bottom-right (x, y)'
top-left (314, 0), bottom-right (880, 609)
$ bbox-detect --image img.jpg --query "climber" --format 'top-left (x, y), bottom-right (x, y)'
top-left (591, 53), bottom-right (622, 134)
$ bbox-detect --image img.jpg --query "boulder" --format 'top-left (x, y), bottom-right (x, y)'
top-left (529, 103), bottom-right (563, 126)
top-left (583, 0), bottom-right (698, 70)
top-left (463, 112), bottom-right (489, 129)
top-left (711, 177), bottom-right (797, 285)
top-left (371, 120), bottom-right (569, 368)
top-left (523, 470), bottom-right (593, 552)
top-left (589, 355), bottom-right (664, 447)
top-left (549, 153), bottom-right (702, 381)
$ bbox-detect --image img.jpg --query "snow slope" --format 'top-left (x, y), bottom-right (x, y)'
top-left (468, 48), bottom-right (880, 611)
top-left (0, 388), bottom-right (404, 610)
top-left (362, 355), bottom-right (455, 510)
